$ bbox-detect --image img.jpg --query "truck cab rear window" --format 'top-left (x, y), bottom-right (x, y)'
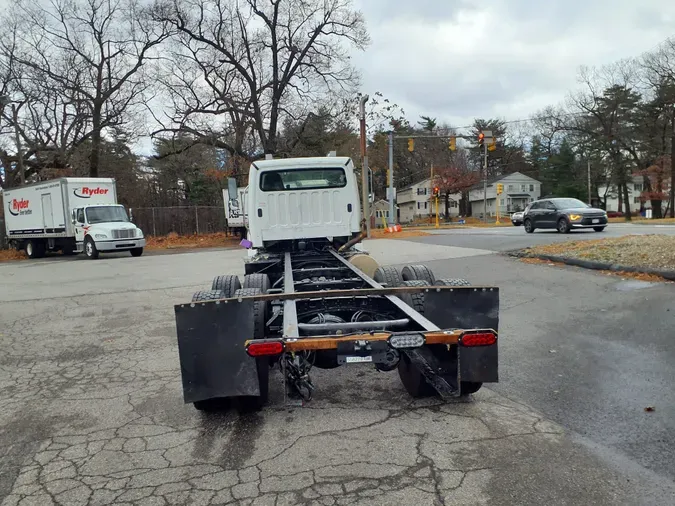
top-left (260, 168), bottom-right (347, 192)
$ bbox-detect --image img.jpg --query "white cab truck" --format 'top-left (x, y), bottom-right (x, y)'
top-left (2, 177), bottom-right (145, 259)
top-left (246, 156), bottom-right (362, 249)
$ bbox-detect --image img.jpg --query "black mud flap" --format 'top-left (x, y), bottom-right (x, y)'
top-left (423, 287), bottom-right (499, 384)
top-left (175, 300), bottom-right (260, 404)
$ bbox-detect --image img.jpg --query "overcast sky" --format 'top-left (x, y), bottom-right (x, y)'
top-left (352, 0), bottom-right (675, 131)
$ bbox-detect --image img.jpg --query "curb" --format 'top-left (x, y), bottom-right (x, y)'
top-left (505, 250), bottom-right (675, 281)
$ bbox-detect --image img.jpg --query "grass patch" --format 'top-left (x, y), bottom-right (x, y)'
top-left (523, 235), bottom-right (675, 271)
top-left (145, 232), bottom-right (239, 250)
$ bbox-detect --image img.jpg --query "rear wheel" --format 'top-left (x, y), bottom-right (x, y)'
top-left (401, 264), bottom-right (436, 284)
top-left (212, 274), bottom-right (242, 297)
top-left (192, 290), bottom-right (224, 302)
top-left (524, 219), bottom-right (534, 233)
top-left (397, 352), bottom-right (436, 398)
top-left (234, 287), bottom-right (269, 411)
top-left (399, 279), bottom-right (429, 314)
top-left (242, 273), bottom-right (271, 294)
top-left (435, 278), bottom-right (471, 287)
top-left (460, 382), bottom-right (483, 395)
top-left (593, 226), bottom-right (606, 232)
top-left (25, 240), bottom-right (45, 259)
top-left (373, 266), bottom-right (402, 287)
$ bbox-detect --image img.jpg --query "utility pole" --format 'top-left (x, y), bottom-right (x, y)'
top-left (388, 131), bottom-right (395, 226)
top-left (587, 159), bottom-right (592, 206)
top-left (359, 95), bottom-right (370, 238)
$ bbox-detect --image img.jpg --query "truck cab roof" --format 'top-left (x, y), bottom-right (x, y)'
top-left (252, 156), bottom-right (352, 171)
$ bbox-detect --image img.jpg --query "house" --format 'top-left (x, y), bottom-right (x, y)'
top-left (467, 172), bottom-right (541, 218)
top-left (598, 175), bottom-right (670, 214)
top-left (396, 178), bottom-right (461, 223)
top-left (372, 199), bottom-right (395, 227)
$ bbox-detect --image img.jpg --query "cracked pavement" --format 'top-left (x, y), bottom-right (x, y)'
top-left (1, 243), bottom-right (674, 505)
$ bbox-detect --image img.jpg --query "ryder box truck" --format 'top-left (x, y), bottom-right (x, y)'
top-left (2, 177), bottom-right (145, 259)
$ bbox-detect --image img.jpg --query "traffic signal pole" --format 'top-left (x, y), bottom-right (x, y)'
top-left (483, 141), bottom-right (488, 222)
top-left (359, 95), bottom-right (370, 238)
top-left (388, 131), bottom-right (395, 225)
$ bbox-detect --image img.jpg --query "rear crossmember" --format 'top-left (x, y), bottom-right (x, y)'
top-left (174, 247), bottom-right (499, 409)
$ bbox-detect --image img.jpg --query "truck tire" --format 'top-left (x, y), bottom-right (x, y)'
top-left (84, 236), bottom-right (99, 259)
top-left (435, 278), bottom-right (471, 287)
top-left (401, 264), bottom-right (436, 284)
top-left (399, 280), bottom-right (429, 314)
top-left (460, 382), bottom-right (483, 395)
top-left (373, 266), bottom-right (402, 287)
top-left (25, 240), bottom-right (46, 259)
top-left (242, 273), bottom-right (271, 294)
top-left (211, 275), bottom-right (241, 298)
top-left (130, 248), bottom-right (143, 257)
top-left (234, 287), bottom-right (269, 411)
top-left (192, 290), bottom-right (223, 302)
top-left (398, 352), bottom-right (436, 398)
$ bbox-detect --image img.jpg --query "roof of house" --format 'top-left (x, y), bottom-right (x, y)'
top-left (468, 171), bottom-right (540, 191)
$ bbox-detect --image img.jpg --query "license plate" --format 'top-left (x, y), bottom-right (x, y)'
top-left (345, 356), bottom-right (373, 363)
top-left (592, 219), bottom-right (599, 223)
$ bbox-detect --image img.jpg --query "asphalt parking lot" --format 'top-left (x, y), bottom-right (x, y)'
top-left (1, 239), bottom-right (675, 505)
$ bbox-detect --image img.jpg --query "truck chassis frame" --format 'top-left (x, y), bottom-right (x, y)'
top-left (175, 244), bottom-right (499, 409)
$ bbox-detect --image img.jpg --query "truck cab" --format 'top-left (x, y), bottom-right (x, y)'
top-left (71, 204), bottom-right (145, 259)
top-left (246, 155), bottom-right (362, 250)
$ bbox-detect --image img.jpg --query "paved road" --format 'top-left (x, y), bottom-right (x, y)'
top-left (413, 254), bottom-right (675, 481)
top-left (409, 223), bottom-right (675, 252)
top-left (2, 242), bottom-right (674, 505)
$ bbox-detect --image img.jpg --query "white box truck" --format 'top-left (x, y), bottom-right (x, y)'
top-left (2, 177), bottom-right (145, 259)
top-left (222, 183), bottom-right (248, 238)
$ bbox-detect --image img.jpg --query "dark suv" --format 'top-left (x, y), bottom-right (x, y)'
top-left (523, 198), bottom-right (608, 234)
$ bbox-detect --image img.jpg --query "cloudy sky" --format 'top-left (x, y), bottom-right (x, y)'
top-left (352, 0), bottom-right (675, 131)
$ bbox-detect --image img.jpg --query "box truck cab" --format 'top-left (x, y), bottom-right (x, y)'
top-left (3, 177), bottom-right (145, 259)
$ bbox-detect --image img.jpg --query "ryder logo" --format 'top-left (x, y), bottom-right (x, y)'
top-left (74, 187), bottom-right (109, 198)
top-left (8, 198), bottom-right (32, 216)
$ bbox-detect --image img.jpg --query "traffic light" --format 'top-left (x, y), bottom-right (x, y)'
top-left (408, 138), bottom-right (414, 152)
top-left (488, 137), bottom-right (497, 152)
top-left (478, 132), bottom-right (485, 146)
top-left (496, 183), bottom-right (503, 195)
top-left (449, 136), bottom-right (456, 151)
top-left (432, 186), bottom-right (440, 197)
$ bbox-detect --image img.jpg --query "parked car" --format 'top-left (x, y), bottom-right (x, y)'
top-left (511, 211), bottom-right (524, 226)
top-left (523, 198), bottom-right (608, 234)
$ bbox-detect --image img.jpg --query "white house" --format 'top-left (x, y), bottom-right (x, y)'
top-left (598, 175), bottom-right (670, 214)
top-left (468, 172), bottom-right (541, 218)
top-left (396, 178), bottom-right (461, 223)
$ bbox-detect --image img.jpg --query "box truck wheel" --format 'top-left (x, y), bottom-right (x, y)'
top-left (84, 237), bottom-right (99, 259)
top-left (25, 240), bottom-right (46, 259)
top-left (130, 248), bottom-right (143, 257)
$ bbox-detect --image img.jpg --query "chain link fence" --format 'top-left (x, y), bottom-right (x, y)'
top-left (130, 206), bottom-right (229, 237)
top-left (0, 207), bottom-right (229, 250)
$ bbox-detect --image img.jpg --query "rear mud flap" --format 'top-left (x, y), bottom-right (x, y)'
top-left (422, 287), bottom-right (499, 385)
top-left (175, 300), bottom-right (260, 404)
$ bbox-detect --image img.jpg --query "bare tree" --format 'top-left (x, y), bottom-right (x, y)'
top-left (7, 0), bottom-right (171, 177)
top-left (151, 0), bottom-right (369, 157)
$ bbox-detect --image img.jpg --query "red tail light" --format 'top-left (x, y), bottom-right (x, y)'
top-left (460, 332), bottom-right (497, 347)
top-left (246, 340), bottom-right (284, 357)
